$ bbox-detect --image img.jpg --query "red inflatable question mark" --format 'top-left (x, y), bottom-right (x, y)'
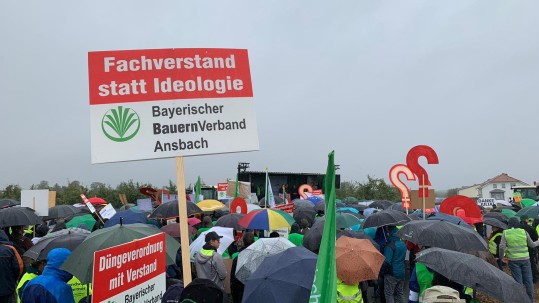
top-left (406, 145), bottom-right (439, 198)
top-left (389, 164), bottom-right (416, 210)
top-left (230, 197), bottom-right (247, 214)
top-left (298, 184), bottom-right (313, 200)
top-left (155, 189), bottom-right (170, 205)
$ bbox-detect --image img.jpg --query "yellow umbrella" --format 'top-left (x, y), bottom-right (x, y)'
top-left (197, 199), bottom-right (225, 211)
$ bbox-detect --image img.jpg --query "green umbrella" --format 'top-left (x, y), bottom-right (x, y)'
top-left (61, 223), bottom-right (180, 284)
top-left (520, 198), bottom-right (537, 208)
top-left (516, 206), bottom-right (539, 220)
top-left (66, 214), bottom-right (96, 230)
top-left (501, 209), bottom-right (517, 219)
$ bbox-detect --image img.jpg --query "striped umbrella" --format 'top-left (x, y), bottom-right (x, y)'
top-left (238, 209), bottom-right (295, 230)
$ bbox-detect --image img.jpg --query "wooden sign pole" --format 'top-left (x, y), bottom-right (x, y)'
top-left (176, 157), bottom-right (192, 285)
top-left (422, 175), bottom-right (426, 221)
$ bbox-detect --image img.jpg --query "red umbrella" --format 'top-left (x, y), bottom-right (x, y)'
top-left (88, 197), bottom-right (107, 205)
top-left (440, 196), bottom-right (483, 224)
top-left (161, 223), bottom-right (197, 238)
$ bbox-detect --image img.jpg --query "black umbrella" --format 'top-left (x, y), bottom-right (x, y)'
top-left (293, 207), bottom-right (317, 226)
top-left (483, 217), bottom-right (508, 230)
top-left (336, 202), bottom-right (346, 208)
top-left (483, 212), bottom-right (508, 223)
top-left (118, 203), bottom-right (135, 211)
top-left (314, 202), bottom-right (325, 212)
top-left (416, 247), bottom-right (529, 303)
top-left (368, 200), bottom-right (393, 210)
top-left (215, 213), bottom-right (245, 230)
top-left (149, 200), bottom-right (202, 219)
top-left (303, 219), bottom-right (324, 252)
top-left (0, 199), bottom-right (19, 209)
top-left (0, 207), bottom-right (42, 228)
top-left (258, 196), bottom-right (284, 207)
top-left (396, 220), bottom-right (488, 252)
top-left (45, 205), bottom-right (82, 220)
top-left (24, 229), bottom-right (88, 261)
top-left (387, 203), bottom-right (407, 213)
top-left (361, 209), bottom-right (410, 229)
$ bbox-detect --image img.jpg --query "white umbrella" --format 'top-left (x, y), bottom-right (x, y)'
top-left (496, 200), bottom-right (512, 207)
top-left (235, 237), bottom-right (295, 283)
top-left (189, 226), bottom-right (234, 260)
top-left (247, 204), bottom-right (262, 213)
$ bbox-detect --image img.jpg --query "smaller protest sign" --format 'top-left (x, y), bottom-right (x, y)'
top-left (274, 204), bottom-right (294, 214)
top-left (218, 183), bottom-right (228, 199)
top-left (137, 198), bottom-right (153, 211)
top-left (99, 204), bottom-right (117, 219)
top-left (80, 194), bottom-right (97, 213)
top-left (92, 233), bottom-right (166, 303)
top-left (477, 198), bottom-right (495, 208)
top-left (21, 190), bottom-right (49, 216)
top-left (161, 194), bottom-right (178, 204)
top-left (48, 191), bottom-right (56, 208)
top-left (409, 189), bottom-right (436, 209)
top-left (118, 194), bottom-right (128, 206)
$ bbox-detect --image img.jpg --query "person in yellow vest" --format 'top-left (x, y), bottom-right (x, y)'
top-left (488, 226), bottom-right (504, 269)
top-left (499, 217), bottom-right (539, 303)
top-left (337, 278), bottom-right (363, 303)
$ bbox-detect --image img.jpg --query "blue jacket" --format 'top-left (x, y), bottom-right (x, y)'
top-left (383, 229), bottom-right (406, 280)
top-left (21, 248), bottom-right (75, 303)
top-left (0, 230), bottom-right (23, 296)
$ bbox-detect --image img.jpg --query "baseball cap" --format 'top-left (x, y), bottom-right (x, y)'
top-left (420, 286), bottom-right (465, 303)
top-left (204, 231), bottom-right (223, 242)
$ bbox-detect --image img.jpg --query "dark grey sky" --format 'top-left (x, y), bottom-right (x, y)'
top-left (1, 1), bottom-right (538, 191)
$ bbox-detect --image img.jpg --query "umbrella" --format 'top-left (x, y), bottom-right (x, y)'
top-left (343, 197), bottom-right (358, 203)
top-left (160, 222), bottom-right (197, 239)
top-left (292, 199), bottom-right (314, 209)
top-left (196, 199), bottom-right (225, 211)
top-left (258, 196), bottom-right (284, 207)
top-left (104, 209), bottom-right (147, 227)
top-left (61, 223), bottom-right (180, 284)
top-left (336, 202), bottom-right (346, 208)
top-left (387, 203), bottom-right (407, 212)
top-left (337, 207), bottom-right (359, 214)
top-left (24, 230), bottom-right (88, 261)
top-left (306, 196), bottom-right (323, 205)
top-left (188, 217), bottom-right (201, 226)
top-left (238, 209), bottom-right (295, 230)
top-left (215, 213), bottom-right (245, 230)
top-left (190, 226), bottom-right (234, 258)
top-left (495, 200), bottom-right (512, 207)
top-left (483, 217), bottom-right (508, 230)
top-left (293, 207), bottom-right (317, 226)
top-left (484, 212), bottom-right (508, 223)
top-left (361, 210), bottom-right (410, 229)
top-left (515, 206), bottom-right (539, 220)
top-left (66, 214), bottom-right (96, 230)
top-left (396, 220), bottom-right (488, 252)
top-left (439, 195), bottom-right (483, 224)
top-left (242, 247), bottom-right (317, 303)
top-left (246, 204), bottom-right (262, 213)
top-left (336, 213), bottom-right (362, 229)
top-left (501, 208), bottom-right (517, 218)
top-left (336, 236), bottom-right (385, 284)
top-left (235, 237), bottom-right (295, 283)
top-left (425, 212), bottom-right (472, 228)
top-left (87, 197), bottom-right (107, 205)
top-left (45, 227), bottom-right (91, 237)
top-left (368, 200), bottom-right (393, 210)
top-left (149, 200), bottom-right (203, 219)
top-left (0, 207), bottom-right (42, 228)
top-left (0, 199), bottom-right (19, 209)
top-left (45, 205), bottom-right (82, 220)
top-left (416, 247), bottom-right (529, 303)
top-left (118, 203), bottom-right (139, 211)
top-left (303, 219), bottom-right (325, 252)
top-left (314, 201), bottom-right (325, 212)
top-left (520, 198), bottom-right (537, 208)
top-left (337, 230), bottom-right (379, 250)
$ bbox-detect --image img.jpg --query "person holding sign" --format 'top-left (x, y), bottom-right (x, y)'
top-left (194, 231), bottom-right (227, 290)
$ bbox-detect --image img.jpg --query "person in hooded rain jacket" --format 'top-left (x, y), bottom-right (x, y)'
top-left (383, 226), bottom-right (406, 303)
top-left (194, 231), bottom-right (227, 290)
top-left (21, 248), bottom-right (75, 303)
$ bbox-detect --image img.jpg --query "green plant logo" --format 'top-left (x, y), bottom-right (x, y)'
top-left (101, 106), bottom-right (140, 142)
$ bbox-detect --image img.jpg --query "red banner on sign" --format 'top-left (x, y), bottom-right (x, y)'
top-left (274, 204), bottom-right (294, 214)
top-left (217, 183), bottom-right (228, 192)
top-left (88, 48), bottom-right (253, 105)
top-left (92, 233), bottom-right (166, 303)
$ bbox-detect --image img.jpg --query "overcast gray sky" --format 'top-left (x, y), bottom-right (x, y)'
top-left (1, 1), bottom-right (538, 191)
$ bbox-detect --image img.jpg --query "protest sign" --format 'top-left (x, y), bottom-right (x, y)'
top-left (21, 190), bottom-right (49, 216)
top-left (274, 204), bottom-right (294, 214)
top-left (48, 191), bottom-right (56, 208)
top-left (137, 198), bottom-right (153, 211)
top-left (119, 194), bottom-right (128, 206)
top-left (88, 48), bottom-right (258, 164)
top-left (218, 182), bottom-right (228, 199)
top-left (92, 233), bottom-right (166, 303)
top-left (410, 189), bottom-right (436, 209)
top-left (99, 203), bottom-right (117, 219)
top-left (161, 193), bottom-right (178, 203)
top-left (227, 180), bottom-right (250, 199)
top-left (477, 198), bottom-right (495, 208)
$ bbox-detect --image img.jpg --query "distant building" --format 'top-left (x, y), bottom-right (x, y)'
top-left (478, 173), bottom-right (529, 201)
top-left (457, 184), bottom-right (481, 199)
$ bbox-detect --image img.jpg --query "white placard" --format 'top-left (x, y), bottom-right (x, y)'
top-left (99, 203), bottom-right (117, 219)
top-left (137, 198), bottom-right (153, 211)
top-left (21, 190), bottom-right (49, 216)
top-left (477, 198), bottom-right (496, 208)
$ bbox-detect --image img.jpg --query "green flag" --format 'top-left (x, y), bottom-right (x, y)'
top-left (234, 178), bottom-right (240, 198)
top-left (195, 176), bottom-right (202, 203)
top-left (310, 151), bottom-right (337, 302)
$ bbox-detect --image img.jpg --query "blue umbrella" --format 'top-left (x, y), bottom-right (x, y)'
top-left (306, 196), bottom-right (323, 205)
top-left (104, 209), bottom-right (147, 227)
top-left (243, 246), bottom-right (317, 303)
top-left (425, 212), bottom-right (472, 229)
top-left (337, 207), bottom-right (359, 214)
